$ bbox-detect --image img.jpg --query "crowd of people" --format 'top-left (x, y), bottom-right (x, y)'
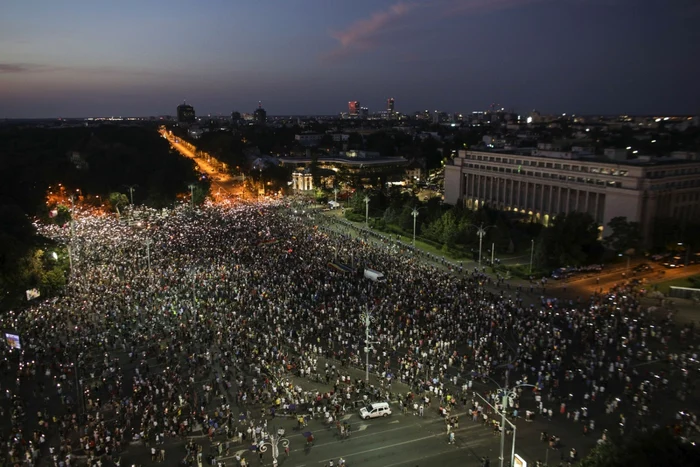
top-left (0, 199), bottom-right (698, 467)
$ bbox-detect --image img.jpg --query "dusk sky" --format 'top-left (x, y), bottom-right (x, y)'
top-left (1, 0), bottom-right (699, 118)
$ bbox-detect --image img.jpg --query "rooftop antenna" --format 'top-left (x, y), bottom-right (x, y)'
top-left (258, 101), bottom-right (262, 109)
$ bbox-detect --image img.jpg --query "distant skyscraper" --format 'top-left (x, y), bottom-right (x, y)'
top-left (177, 100), bottom-right (196, 123)
top-left (387, 98), bottom-right (395, 113)
top-left (253, 101), bottom-right (267, 125)
top-left (348, 101), bottom-right (360, 116)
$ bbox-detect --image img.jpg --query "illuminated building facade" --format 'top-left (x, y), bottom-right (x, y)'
top-left (177, 101), bottom-right (196, 123)
top-left (444, 149), bottom-right (700, 243)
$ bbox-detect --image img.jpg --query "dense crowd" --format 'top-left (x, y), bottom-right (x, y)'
top-left (0, 201), bottom-right (698, 467)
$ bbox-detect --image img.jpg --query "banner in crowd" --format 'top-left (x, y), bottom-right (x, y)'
top-left (26, 288), bottom-right (40, 301)
top-left (5, 333), bottom-right (21, 350)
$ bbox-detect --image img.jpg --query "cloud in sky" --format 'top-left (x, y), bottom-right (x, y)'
top-left (323, 0), bottom-right (549, 62)
top-left (0, 63), bottom-right (59, 74)
top-left (323, 2), bottom-right (417, 62)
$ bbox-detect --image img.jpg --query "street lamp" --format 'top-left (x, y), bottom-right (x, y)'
top-left (411, 208), bottom-right (419, 247)
top-left (618, 253), bottom-right (630, 272)
top-left (259, 427), bottom-right (289, 466)
top-left (125, 185), bottom-right (137, 206)
top-left (473, 223), bottom-right (496, 267)
top-left (334, 187), bottom-right (339, 204)
top-left (360, 310), bottom-right (379, 382)
top-left (145, 238), bottom-right (152, 273)
top-left (490, 370), bottom-right (536, 467)
top-left (364, 196), bottom-right (370, 227)
top-left (529, 238), bottom-right (535, 274)
top-left (188, 184), bottom-right (196, 209)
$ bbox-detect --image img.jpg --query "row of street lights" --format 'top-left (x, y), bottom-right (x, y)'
top-left (363, 196), bottom-right (538, 271)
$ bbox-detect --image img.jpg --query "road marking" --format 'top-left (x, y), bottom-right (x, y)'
top-left (340, 414), bottom-right (353, 421)
top-left (633, 359), bottom-right (661, 367)
top-left (356, 424), bottom-right (369, 431)
top-left (379, 445), bottom-right (472, 467)
top-left (314, 428), bottom-right (479, 464)
top-left (388, 420), bottom-right (400, 424)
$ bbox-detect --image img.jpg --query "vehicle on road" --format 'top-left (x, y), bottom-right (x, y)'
top-left (633, 263), bottom-right (652, 273)
top-left (663, 256), bottom-right (685, 268)
top-left (364, 268), bottom-right (386, 282)
top-left (360, 402), bottom-right (392, 419)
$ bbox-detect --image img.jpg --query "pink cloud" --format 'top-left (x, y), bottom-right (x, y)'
top-left (444, 0), bottom-right (549, 16)
top-left (322, 0), bottom-right (550, 62)
top-left (322, 2), bottom-right (417, 62)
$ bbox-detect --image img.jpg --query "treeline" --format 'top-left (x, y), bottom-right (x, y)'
top-left (342, 188), bottom-right (698, 273)
top-left (0, 124), bottom-right (201, 309)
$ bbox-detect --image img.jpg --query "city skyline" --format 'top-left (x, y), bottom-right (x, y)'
top-left (1, 0), bottom-right (699, 118)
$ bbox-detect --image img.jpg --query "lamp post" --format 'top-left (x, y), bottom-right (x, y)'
top-left (334, 187), bottom-right (339, 204)
top-left (126, 185), bottom-right (136, 205)
top-left (188, 184), bottom-right (196, 209)
top-left (412, 208), bottom-right (419, 247)
top-left (68, 195), bottom-right (76, 275)
top-left (490, 370), bottom-right (536, 467)
top-left (491, 242), bottom-right (495, 266)
top-left (473, 391), bottom-right (517, 467)
top-left (475, 223), bottom-right (493, 267)
top-left (364, 196), bottom-right (370, 227)
top-left (259, 427), bottom-right (289, 466)
top-left (618, 253), bottom-right (630, 272)
top-left (145, 238), bottom-right (152, 273)
top-left (529, 238), bottom-right (535, 274)
top-left (360, 310), bottom-right (379, 382)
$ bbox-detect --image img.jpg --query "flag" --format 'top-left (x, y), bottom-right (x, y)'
top-left (26, 288), bottom-right (40, 301)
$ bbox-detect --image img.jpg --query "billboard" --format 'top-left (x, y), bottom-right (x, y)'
top-left (5, 333), bottom-right (21, 350)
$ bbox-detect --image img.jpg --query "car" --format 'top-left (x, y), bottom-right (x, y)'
top-left (663, 256), bottom-right (685, 268)
top-left (633, 263), bottom-right (652, 273)
top-left (359, 402), bottom-right (392, 420)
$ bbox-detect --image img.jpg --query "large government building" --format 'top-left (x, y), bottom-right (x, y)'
top-left (444, 148), bottom-right (700, 243)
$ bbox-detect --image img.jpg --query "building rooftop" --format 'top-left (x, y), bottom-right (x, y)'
top-left (461, 148), bottom-right (699, 167)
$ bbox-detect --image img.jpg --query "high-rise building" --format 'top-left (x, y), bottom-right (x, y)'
top-left (177, 101), bottom-right (196, 123)
top-left (253, 101), bottom-right (267, 125)
top-left (387, 98), bottom-right (395, 113)
top-left (348, 101), bottom-right (360, 116)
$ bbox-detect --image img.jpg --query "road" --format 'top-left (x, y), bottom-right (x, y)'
top-left (159, 128), bottom-right (245, 200)
top-left (117, 398), bottom-right (507, 467)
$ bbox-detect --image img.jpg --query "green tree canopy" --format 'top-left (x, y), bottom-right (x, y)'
top-left (579, 429), bottom-right (700, 467)
top-left (605, 216), bottom-right (642, 253)
top-left (537, 212), bottom-right (602, 266)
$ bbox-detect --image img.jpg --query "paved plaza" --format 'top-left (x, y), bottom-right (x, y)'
top-left (1, 201), bottom-right (698, 467)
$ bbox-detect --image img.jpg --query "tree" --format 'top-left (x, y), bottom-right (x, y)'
top-left (538, 212), bottom-right (601, 267)
top-left (579, 429), bottom-right (700, 467)
top-left (109, 192), bottom-right (129, 215)
top-left (605, 216), bottom-right (642, 253)
top-left (191, 182), bottom-right (209, 206)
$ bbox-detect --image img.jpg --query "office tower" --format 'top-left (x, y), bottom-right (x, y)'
top-left (254, 101), bottom-right (267, 125)
top-left (387, 98), bottom-right (395, 113)
top-left (177, 100), bottom-right (196, 123)
top-left (348, 101), bottom-right (360, 116)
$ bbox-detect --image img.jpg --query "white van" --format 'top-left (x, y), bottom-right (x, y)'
top-left (364, 268), bottom-right (386, 282)
top-left (359, 402), bottom-right (392, 420)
